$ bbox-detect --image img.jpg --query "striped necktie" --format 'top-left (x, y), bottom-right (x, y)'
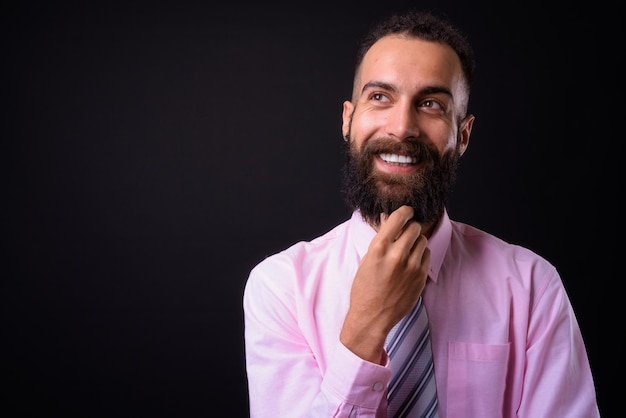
top-left (385, 297), bottom-right (438, 418)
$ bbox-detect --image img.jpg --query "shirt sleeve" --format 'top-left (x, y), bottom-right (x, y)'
top-left (519, 267), bottom-right (600, 417)
top-left (243, 259), bottom-right (391, 418)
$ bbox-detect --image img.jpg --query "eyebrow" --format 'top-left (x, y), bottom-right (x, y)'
top-left (361, 80), bottom-right (396, 95)
top-left (361, 80), bottom-right (453, 98)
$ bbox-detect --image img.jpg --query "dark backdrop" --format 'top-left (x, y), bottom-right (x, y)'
top-left (3, 1), bottom-right (619, 417)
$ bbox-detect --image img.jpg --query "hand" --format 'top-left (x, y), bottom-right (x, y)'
top-left (339, 205), bottom-right (430, 363)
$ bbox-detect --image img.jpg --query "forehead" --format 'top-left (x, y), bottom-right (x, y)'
top-left (359, 35), bottom-right (463, 91)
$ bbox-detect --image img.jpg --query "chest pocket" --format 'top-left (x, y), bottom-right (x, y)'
top-left (446, 341), bottom-right (510, 418)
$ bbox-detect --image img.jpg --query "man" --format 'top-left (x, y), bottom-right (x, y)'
top-left (243, 10), bottom-right (600, 418)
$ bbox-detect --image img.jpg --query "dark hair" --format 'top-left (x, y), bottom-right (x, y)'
top-left (355, 10), bottom-right (475, 89)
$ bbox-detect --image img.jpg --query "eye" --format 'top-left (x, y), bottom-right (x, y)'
top-left (370, 92), bottom-right (390, 103)
top-left (420, 100), bottom-right (443, 110)
top-left (418, 99), bottom-right (445, 114)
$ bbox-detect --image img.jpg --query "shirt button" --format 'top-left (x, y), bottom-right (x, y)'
top-left (372, 382), bottom-right (384, 391)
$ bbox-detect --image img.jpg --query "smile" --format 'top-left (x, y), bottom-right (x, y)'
top-left (379, 153), bottom-right (416, 165)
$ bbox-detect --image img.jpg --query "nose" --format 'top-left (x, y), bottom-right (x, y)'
top-left (385, 101), bottom-right (419, 140)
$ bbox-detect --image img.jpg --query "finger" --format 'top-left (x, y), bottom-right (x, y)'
top-left (393, 219), bottom-right (422, 251)
top-left (407, 233), bottom-right (429, 264)
top-left (378, 206), bottom-right (415, 241)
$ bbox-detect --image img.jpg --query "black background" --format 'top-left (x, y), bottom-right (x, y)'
top-left (3, 1), bottom-right (620, 417)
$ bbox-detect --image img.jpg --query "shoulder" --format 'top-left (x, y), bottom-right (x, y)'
top-left (248, 218), bottom-right (351, 280)
top-left (449, 219), bottom-right (558, 281)
top-left (243, 218), bottom-right (354, 311)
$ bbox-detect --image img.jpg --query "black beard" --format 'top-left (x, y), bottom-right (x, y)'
top-left (340, 136), bottom-right (460, 228)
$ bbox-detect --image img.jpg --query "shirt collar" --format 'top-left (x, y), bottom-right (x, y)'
top-left (348, 209), bottom-right (452, 284)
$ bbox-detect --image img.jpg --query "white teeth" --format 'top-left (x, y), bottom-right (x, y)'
top-left (379, 153), bottom-right (416, 164)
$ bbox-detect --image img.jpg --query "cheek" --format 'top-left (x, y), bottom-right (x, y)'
top-left (351, 111), bottom-right (383, 145)
top-left (427, 123), bottom-right (458, 153)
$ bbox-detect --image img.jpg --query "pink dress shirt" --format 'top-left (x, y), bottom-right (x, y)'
top-left (243, 210), bottom-right (600, 417)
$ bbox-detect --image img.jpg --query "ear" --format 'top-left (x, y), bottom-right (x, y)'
top-left (342, 100), bottom-right (354, 139)
top-left (458, 114), bottom-right (474, 156)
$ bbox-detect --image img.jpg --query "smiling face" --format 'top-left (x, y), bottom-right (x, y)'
top-left (341, 35), bottom-right (475, 229)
